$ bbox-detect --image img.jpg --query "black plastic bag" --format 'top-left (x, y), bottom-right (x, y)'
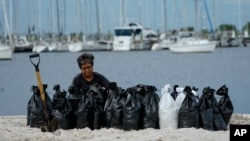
top-left (216, 85), bottom-right (234, 125)
top-left (122, 90), bottom-right (142, 131)
top-left (171, 85), bottom-right (179, 100)
top-left (178, 86), bottom-right (199, 128)
top-left (27, 84), bottom-right (53, 128)
top-left (75, 84), bottom-right (105, 130)
top-left (67, 86), bottom-right (82, 129)
top-left (198, 87), bottom-right (214, 130)
top-left (52, 84), bottom-right (72, 130)
top-left (104, 82), bottom-right (125, 129)
top-left (75, 94), bottom-right (92, 129)
top-left (132, 84), bottom-right (160, 129)
top-left (206, 86), bottom-right (227, 131)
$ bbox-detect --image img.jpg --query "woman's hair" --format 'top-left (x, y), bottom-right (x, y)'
top-left (77, 53), bottom-right (94, 68)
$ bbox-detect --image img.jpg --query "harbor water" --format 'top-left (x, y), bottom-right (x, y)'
top-left (0, 47), bottom-right (250, 115)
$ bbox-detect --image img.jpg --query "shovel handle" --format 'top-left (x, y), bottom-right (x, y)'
top-left (29, 53), bottom-right (40, 71)
top-left (29, 54), bottom-right (46, 101)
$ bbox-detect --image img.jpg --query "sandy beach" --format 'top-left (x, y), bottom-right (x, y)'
top-left (0, 114), bottom-right (249, 141)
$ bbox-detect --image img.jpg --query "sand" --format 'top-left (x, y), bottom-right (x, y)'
top-left (0, 114), bottom-right (250, 141)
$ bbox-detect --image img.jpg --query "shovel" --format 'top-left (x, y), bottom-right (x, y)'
top-left (29, 53), bottom-right (58, 132)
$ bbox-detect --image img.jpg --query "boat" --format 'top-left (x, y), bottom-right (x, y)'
top-left (83, 40), bottom-right (112, 51)
top-left (168, 37), bottom-right (217, 53)
top-left (32, 42), bottom-right (49, 53)
top-left (113, 22), bottom-right (157, 51)
top-left (13, 36), bottom-right (33, 52)
top-left (0, 43), bottom-right (13, 60)
top-left (68, 41), bottom-right (83, 52)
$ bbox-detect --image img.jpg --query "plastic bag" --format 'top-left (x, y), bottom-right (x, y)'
top-left (178, 86), bottom-right (199, 128)
top-left (122, 90), bottom-right (142, 131)
top-left (175, 87), bottom-right (185, 109)
top-left (75, 84), bottom-right (105, 129)
top-left (104, 83), bottom-right (125, 129)
top-left (133, 84), bottom-right (160, 129)
top-left (198, 87), bottom-right (214, 130)
top-left (52, 84), bottom-right (72, 130)
top-left (170, 85), bottom-right (179, 100)
top-left (159, 84), bottom-right (178, 129)
top-left (75, 94), bottom-right (92, 129)
top-left (27, 85), bottom-right (53, 128)
top-left (204, 86), bottom-right (227, 131)
top-left (216, 85), bottom-right (234, 125)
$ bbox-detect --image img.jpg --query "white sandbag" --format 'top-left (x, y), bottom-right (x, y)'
top-left (159, 84), bottom-right (178, 129)
top-left (175, 87), bottom-right (186, 109)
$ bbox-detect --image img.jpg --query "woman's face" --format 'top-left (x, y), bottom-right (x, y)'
top-left (80, 63), bottom-right (93, 79)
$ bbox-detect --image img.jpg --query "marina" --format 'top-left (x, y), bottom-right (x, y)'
top-left (1, 47), bottom-right (250, 116)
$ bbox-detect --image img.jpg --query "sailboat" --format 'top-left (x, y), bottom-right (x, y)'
top-left (169, 0), bottom-right (217, 53)
top-left (168, 37), bottom-right (216, 53)
top-left (0, 43), bottom-right (12, 60)
top-left (0, 0), bottom-right (13, 60)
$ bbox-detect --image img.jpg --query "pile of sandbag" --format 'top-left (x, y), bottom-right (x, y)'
top-left (158, 84), bottom-right (234, 131)
top-left (27, 83), bottom-right (160, 131)
top-left (27, 83), bottom-right (233, 131)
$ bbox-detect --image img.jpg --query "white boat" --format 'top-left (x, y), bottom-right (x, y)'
top-left (112, 22), bottom-right (157, 51)
top-left (82, 39), bottom-right (112, 51)
top-left (68, 42), bottom-right (83, 52)
top-left (0, 44), bottom-right (13, 60)
top-left (168, 37), bottom-right (217, 53)
top-left (13, 36), bottom-right (33, 52)
top-left (32, 42), bottom-right (49, 53)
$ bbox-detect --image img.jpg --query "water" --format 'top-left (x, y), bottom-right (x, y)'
top-left (1, 47), bottom-right (250, 116)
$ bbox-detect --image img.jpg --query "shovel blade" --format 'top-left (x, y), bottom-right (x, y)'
top-left (39, 118), bottom-right (59, 132)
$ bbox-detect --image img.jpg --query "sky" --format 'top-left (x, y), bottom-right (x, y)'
top-left (0, 0), bottom-right (250, 37)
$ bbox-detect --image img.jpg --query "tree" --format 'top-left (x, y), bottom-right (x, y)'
top-left (180, 26), bottom-right (194, 32)
top-left (217, 24), bottom-right (237, 32)
top-left (242, 22), bottom-right (250, 33)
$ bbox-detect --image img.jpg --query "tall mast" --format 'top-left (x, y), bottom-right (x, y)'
top-left (120, 0), bottom-right (125, 26)
top-left (238, 0), bottom-right (241, 35)
top-left (163, 0), bottom-right (167, 37)
top-left (2, 0), bottom-right (12, 45)
top-left (95, 0), bottom-right (100, 38)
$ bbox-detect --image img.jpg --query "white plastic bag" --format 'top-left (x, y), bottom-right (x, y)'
top-left (159, 84), bottom-right (178, 129)
top-left (175, 87), bottom-right (186, 110)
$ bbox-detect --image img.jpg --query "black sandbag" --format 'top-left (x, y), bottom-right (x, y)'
top-left (75, 84), bottom-right (105, 130)
top-left (52, 84), bottom-right (72, 130)
top-left (133, 84), bottom-right (160, 129)
top-left (27, 84), bottom-right (53, 128)
top-left (216, 85), bottom-right (234, 125)
top-left (75, 94), bottom-right (92, 129)
top-left (198, 87), bottom-right (214, 130)
top-left (122, 91), bottom-right (142, 131)
top-left (207, 87), bottom-right (227, 131)
top-left (171, 85), bottom-right (179, 100)
top-left (178, 86), bottom-right (199, 128)
top-left (104, 82), bottom-right (125, 129)
top-left (67, 86), bottom-right (82, 129)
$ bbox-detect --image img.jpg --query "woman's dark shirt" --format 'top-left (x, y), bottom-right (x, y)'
top-left (71, 72), bottom-right (110, 95)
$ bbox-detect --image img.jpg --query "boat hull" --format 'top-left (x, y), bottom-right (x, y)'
top-left (169, 39), bottom-right (217, 53)
top-left (0, 46), bottom-right (12, 60)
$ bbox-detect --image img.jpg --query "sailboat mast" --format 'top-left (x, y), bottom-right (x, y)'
top-left (203, 0), bottom-right (214, 34)
top-left (2, 0), bottom-right (12, 45)
top-left (163, 0), bottom-right (167, 37)
top-left (56, 0), bottom-right (60, 34)
top-left (95, 0), bottom-right (100, 39)
top-left (194, 0), bottom-right (198, 35)
top-left (120, 0), bottom-right (125, 26)
top-left (238, 0), bottom-right (241, 35)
